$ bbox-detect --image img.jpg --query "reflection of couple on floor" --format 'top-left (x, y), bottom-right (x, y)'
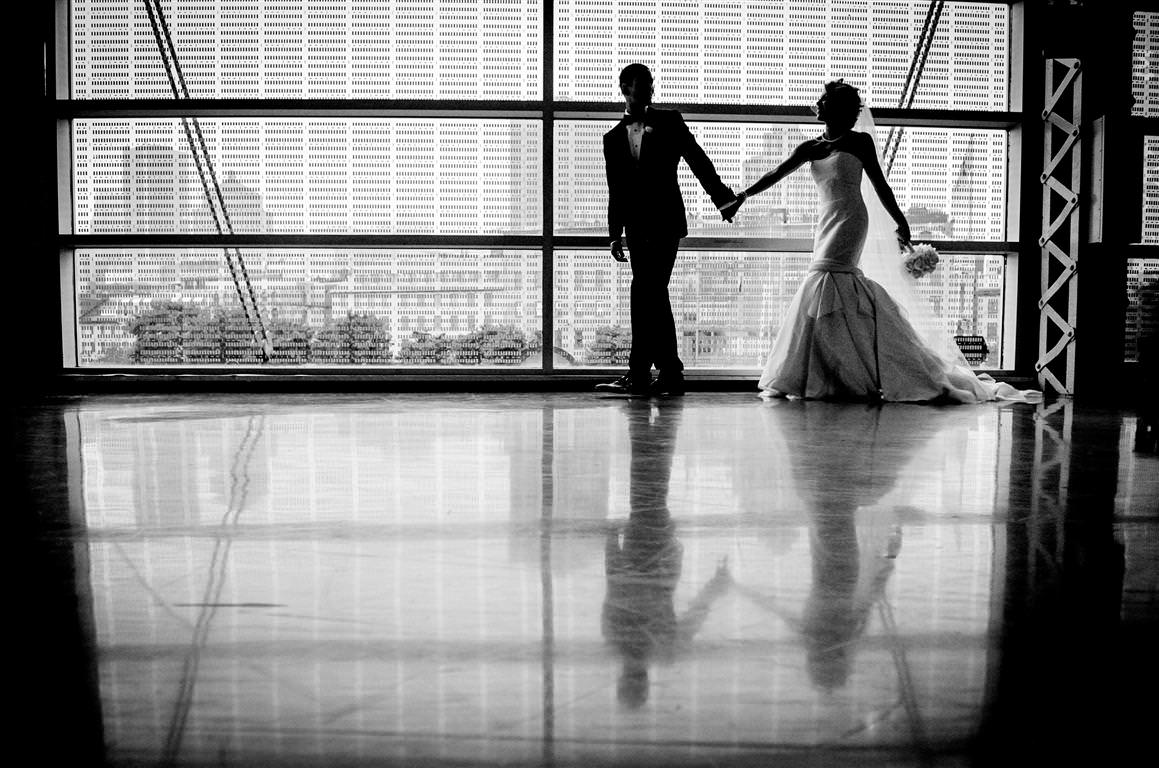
top-left (603, 398), bottom-right (951, 704)
top-left (597, 62), bottom-right (1037, 404)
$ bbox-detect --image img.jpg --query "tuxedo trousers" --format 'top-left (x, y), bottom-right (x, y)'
top-left (627, 235), bottom-right (683, 377)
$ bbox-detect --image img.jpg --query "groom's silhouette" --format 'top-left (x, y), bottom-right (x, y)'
top-left (602, 399), bottom-right (730, 707)
top-left (597, 63), bottom-right (736, 397)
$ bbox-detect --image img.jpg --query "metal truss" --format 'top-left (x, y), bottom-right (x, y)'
top-left (1036, 58), bottom-right (1083, 396)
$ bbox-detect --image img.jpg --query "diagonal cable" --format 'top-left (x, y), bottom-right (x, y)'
top-left (883, 1), bottom-right (945, 178)
top-left (141, 0), bottom-right (272, 360)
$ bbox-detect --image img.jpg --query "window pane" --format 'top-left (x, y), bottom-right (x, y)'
top-left (73, 119), bottom-right (542, 235)
top-left (555, 121), bottom-right (1008, 241)
top-left (71, 0), bottom-right (543, 99)
top-left (1144, 136), bottom-right (1159, 245)
top-left (553, 249), bottom-right (1006, 369)
top-left (76, 249), bottom-right (543, 366)
top-left (1133, 11), bottom-right (1159, 117)
top-left (554, 0), bottom-right (1009, 109)
top-left (1126, 258), bottom-right (1159, 364)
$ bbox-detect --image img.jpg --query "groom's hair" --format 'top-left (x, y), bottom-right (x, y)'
top-left (619, 63), bottom-right (654, 88)
top-left (818, 79), bottom-right (863, 124)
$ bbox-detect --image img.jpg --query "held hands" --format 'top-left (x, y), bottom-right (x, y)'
top-left (705, 556), bottom-right (732, 596)
top-left (720, 191), bottom-right (746, 223)
top-left (610, 239), bottom-right (628, 262)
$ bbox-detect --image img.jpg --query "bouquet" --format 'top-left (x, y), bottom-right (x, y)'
top-left (903, 242), bottom-right (940, 278)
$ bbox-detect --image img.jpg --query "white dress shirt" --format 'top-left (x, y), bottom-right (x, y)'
top-left (624, 107), bottom-right (648, 161)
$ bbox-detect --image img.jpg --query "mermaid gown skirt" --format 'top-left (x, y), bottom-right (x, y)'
top-left (758, 152), bottom-right (1024, 404)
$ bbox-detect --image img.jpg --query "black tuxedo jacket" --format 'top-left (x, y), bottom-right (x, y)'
top-left (603, 107), bottom-right (733, 242)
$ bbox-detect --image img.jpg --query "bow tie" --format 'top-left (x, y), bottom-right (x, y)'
top-left (621, 113), bottom-right (648, 127)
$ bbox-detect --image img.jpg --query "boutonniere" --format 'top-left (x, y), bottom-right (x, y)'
top-left (644, 125), bottom-right (654, 133)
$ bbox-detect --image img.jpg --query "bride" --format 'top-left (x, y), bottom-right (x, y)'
top-left (721, 80), bottom-right (1038, 404)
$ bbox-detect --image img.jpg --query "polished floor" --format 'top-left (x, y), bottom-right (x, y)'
top-left (13, 392), bottom-right (1159, 767)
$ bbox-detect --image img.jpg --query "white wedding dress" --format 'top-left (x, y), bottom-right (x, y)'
top-left (758, 146), bottom-right (1038, 404)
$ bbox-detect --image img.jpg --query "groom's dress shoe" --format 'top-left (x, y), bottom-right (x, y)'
top-left (651, 372), bottom-right (685, 396)
top-left (595, 373), bottom-right (651, 395)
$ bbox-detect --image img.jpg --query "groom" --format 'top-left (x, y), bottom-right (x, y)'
top-left (596, 63), bottom-right (737, 396)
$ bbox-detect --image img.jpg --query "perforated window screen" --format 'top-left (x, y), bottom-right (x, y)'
top-left (555, 121), bottom-right (1008, 242)
top-left (73, 119), bottom-right (543, 236)
top-left (71, 0), bottom-right (544, 100)
top-left (553, 0), bottom-right (1009, 109)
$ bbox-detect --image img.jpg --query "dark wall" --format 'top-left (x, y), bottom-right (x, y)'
top-left (12, 3), bottom-right (64, 393)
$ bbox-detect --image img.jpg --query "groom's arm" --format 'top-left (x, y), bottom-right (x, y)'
top-left (672, 112), bottom-right (734, 208)
top-left (603, 134), bottom-right (626, 242)
top-left (674, 556), bottom-right (732, 647)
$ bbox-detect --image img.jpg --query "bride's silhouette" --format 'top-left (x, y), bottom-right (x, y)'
top-left (722, 80), bottom-right (1037, 403)
top-left (799, 494), bottom-right (902, 691)
top-left (601, 399), bottom-right (730, 708)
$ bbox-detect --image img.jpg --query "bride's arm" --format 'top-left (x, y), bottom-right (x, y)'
top-left (857, 133), bottom-right (911, 244)
top-left (719, 141), bottom-right (811, 221)
top-left (743, 141), bottom-right (812, 198)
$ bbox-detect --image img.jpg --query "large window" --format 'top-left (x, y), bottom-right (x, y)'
top-left (63, 0), bottom-right (1018, 371)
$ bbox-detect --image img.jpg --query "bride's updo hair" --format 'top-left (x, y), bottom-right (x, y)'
top-left (815, 79), bottom-right (863, 127)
